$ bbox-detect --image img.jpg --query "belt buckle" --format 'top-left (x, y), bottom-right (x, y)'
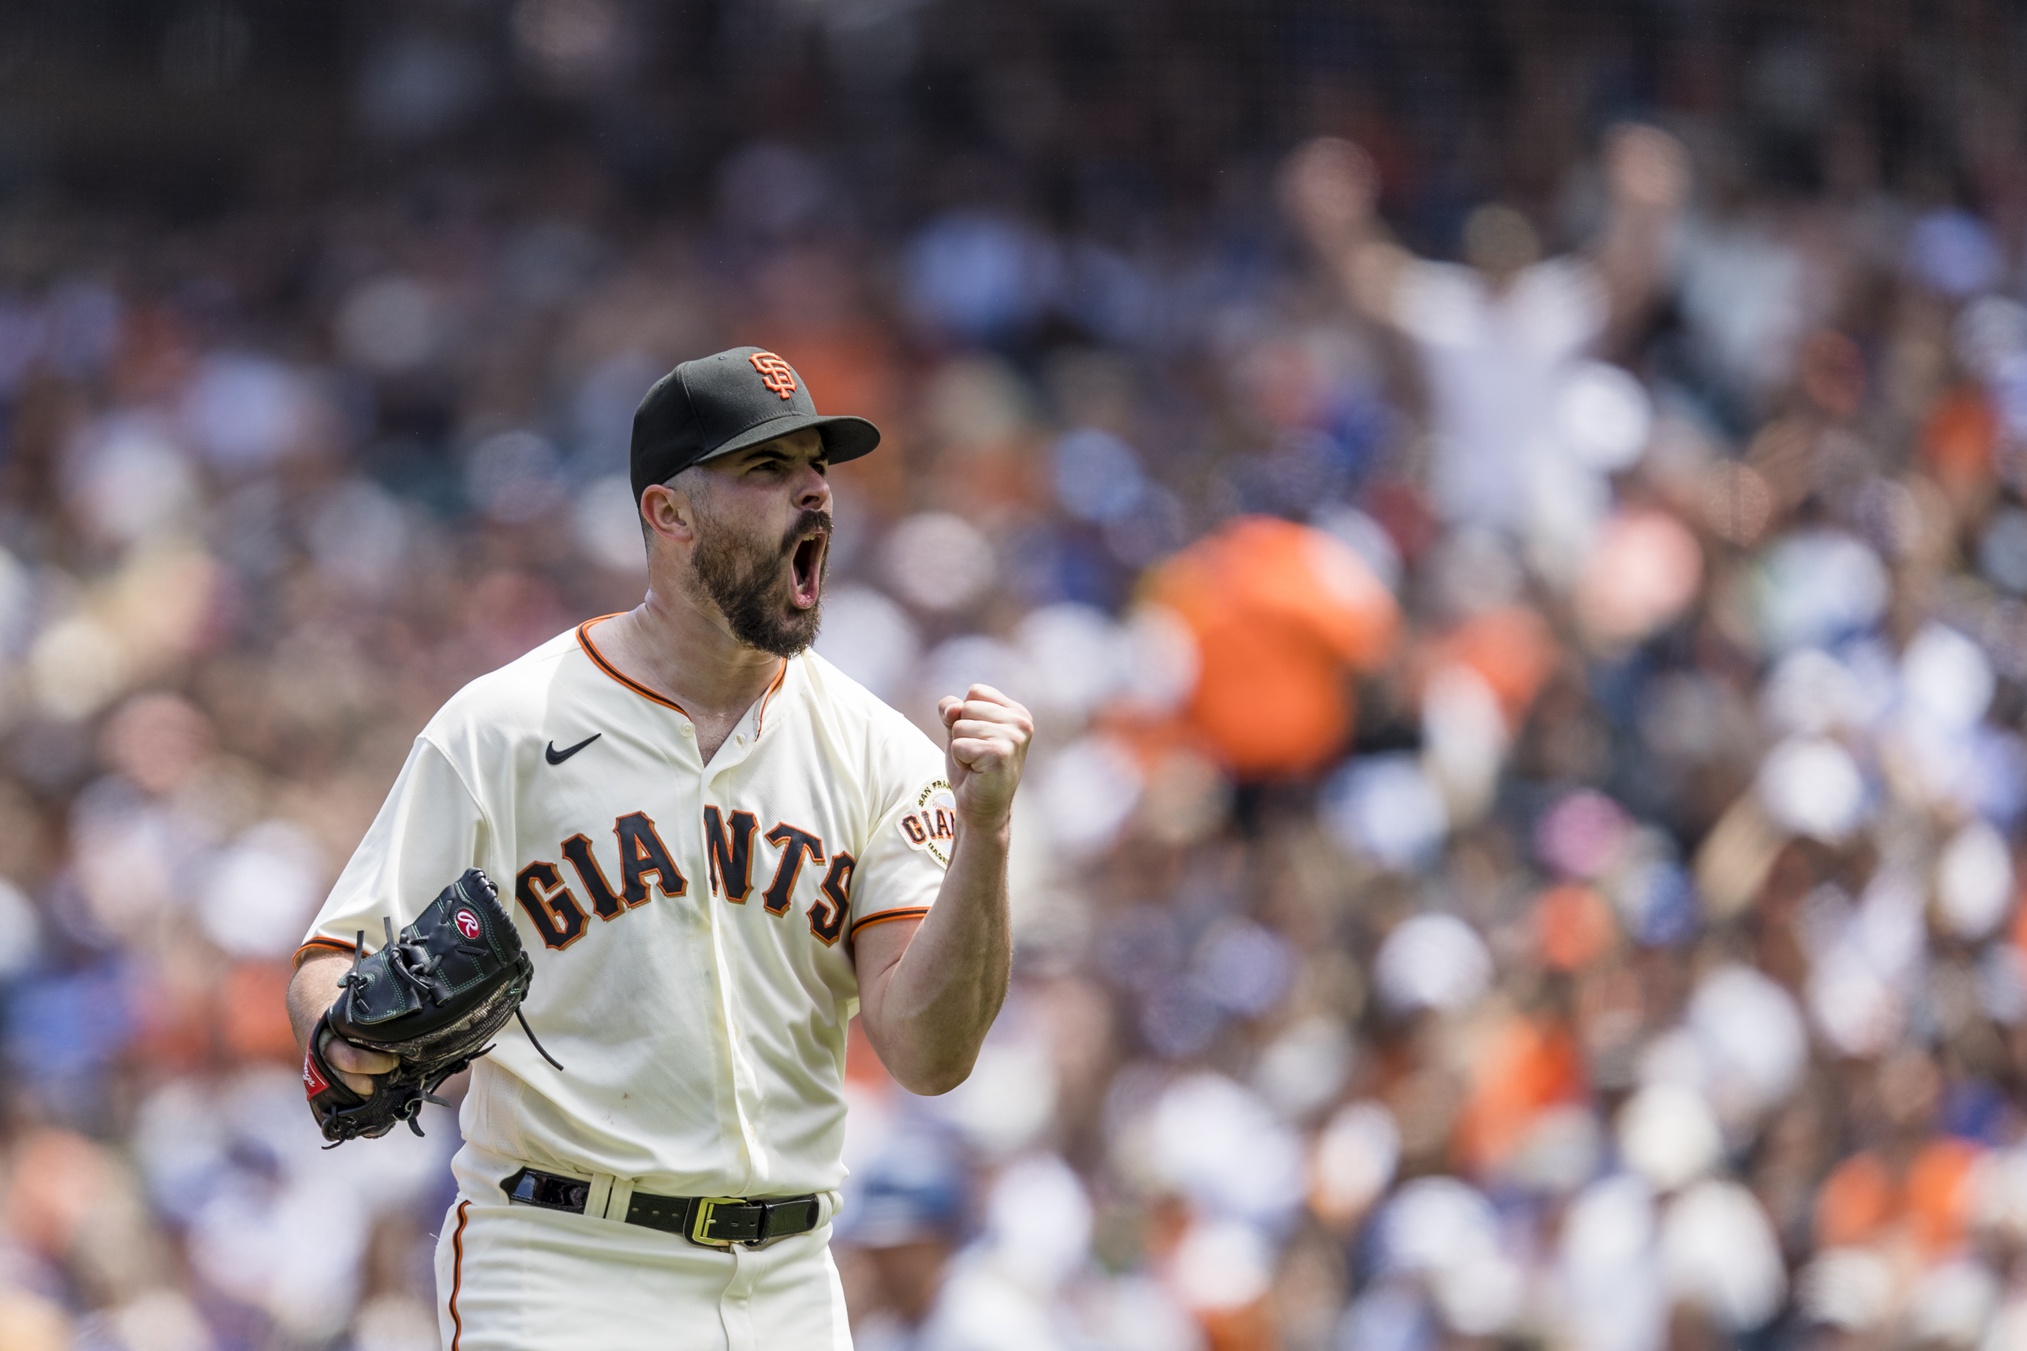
top-left (689, 1197), bottom-right (745, 1247)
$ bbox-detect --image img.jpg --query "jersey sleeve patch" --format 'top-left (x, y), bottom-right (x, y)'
top-left (897, 780), bottom-right (958, 868)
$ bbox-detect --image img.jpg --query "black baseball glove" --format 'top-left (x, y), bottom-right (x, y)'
top-left (303, 868), bottom-right (560, 1144)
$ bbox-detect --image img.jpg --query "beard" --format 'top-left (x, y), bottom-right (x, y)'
top-left (689, 503), bottom-right (831, 658)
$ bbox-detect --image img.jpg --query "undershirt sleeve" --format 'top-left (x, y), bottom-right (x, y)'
top-left (295, 736), bottom-right (490, 966)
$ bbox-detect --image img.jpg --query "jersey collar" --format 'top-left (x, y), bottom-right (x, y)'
top-left (576, 613), bottom-right (793, 741)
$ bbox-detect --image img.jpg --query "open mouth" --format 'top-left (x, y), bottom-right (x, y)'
top-left (789, 531), bottom-right (826, 609)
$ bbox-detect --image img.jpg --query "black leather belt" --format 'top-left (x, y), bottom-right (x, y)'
top-left (502, 1167), bottom-right (821, 1247)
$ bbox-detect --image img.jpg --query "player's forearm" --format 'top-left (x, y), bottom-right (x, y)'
top-left (287, 948), bottom-right (400, 1094)
top-left (1597, 205), bottom-right (1676, 328)
top-left (288, 952), bottom-right (353, 1052)
top-left (866, 822), bottom-right (1012, 1095)
top-left (1595, 126), bottom-right (1689, 331)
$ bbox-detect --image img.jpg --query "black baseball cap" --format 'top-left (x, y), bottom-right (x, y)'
top-left (629, 346), bottom-right (881, 504)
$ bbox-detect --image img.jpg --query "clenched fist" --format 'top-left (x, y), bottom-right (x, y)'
top-left (1604, 124), bottom-right (1689, 213)
top-left (937, 684), bottom-right (1033, 832)
top-left (1279, 136), bottom-right (1380, 247)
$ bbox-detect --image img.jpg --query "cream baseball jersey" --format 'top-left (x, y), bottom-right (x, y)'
top-left (298, 615), bottom-right (956, 1199)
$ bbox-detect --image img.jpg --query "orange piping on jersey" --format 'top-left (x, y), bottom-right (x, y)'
top-left (753, 660), bottom-right (789, 735)
top-left (849, 906), bottom-right (931, 937)
top-left (576, 615), bottom-right (692, 717)
top-left (449, 1199), bottom-right (471, 1349)
top-left (293, 937), bottom-right (356, 969)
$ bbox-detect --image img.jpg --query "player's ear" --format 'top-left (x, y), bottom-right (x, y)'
top-left (639, 482), bottom-right (698, 547)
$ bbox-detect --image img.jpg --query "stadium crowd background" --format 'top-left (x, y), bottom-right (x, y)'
top-left (1, 1), bottom-right (2026, 1348)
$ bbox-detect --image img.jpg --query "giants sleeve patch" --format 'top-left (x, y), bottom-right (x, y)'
top-left (898, 780), bottom-right (958, 867)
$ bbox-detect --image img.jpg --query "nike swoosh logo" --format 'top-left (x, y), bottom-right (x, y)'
top-left (545, 733), bottom-right (602, 765)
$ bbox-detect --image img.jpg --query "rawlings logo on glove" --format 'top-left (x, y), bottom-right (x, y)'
top-left (305, 868), bottom-right (560, 1144)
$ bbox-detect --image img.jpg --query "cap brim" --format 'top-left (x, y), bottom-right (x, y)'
top-left (697, 412), bottom-right (882, 466)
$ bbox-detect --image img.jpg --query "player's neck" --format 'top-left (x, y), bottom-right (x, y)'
top-left (599, 591), bottom-right (784, 756)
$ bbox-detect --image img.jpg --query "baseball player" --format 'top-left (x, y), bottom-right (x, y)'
top-left (285, 346), bottom-right (1031, 1351)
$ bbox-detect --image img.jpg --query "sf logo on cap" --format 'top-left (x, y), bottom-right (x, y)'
top-left (749, 351), bottom-right (798, 400)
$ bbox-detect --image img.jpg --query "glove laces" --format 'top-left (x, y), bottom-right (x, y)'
top-left (349, 918), bottom-right (565, 1072)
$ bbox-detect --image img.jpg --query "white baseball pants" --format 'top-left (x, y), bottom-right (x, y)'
top-left (433, 1148), bottom-right (852, 1351)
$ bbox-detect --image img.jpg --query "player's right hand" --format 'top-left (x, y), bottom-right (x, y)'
top-left (321, 1033), bottom-right (398, 1097)
top-left (1604, 124), bottom-right (1689, 212)
top-left (1279, 137), bottom-right (1378, 246)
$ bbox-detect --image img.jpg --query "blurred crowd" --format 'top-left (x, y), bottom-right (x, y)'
top-left (4, 1), bottom-right (2027, 1349)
